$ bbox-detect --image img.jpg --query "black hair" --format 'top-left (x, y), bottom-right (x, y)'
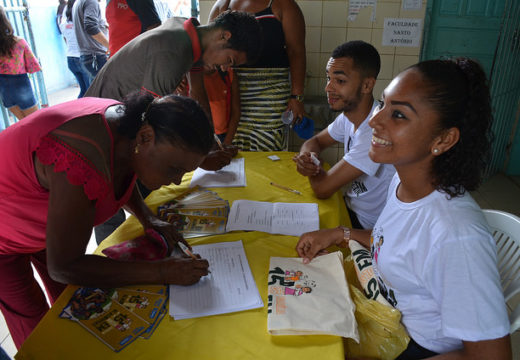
top-left (409, 58), bottom-right (493, 197)
top-left (212, 10), bottom-right (263, 65)
top-left (65, 0), bottom-right (76, 22)
top-left (0, 6), bottom-right (16, 57)
top-left (118, 91), bottom-right (214, 155)
top-left (331, 40), bottom-right (381, 79)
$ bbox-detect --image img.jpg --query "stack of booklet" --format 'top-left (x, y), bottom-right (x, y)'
top-left (59, 285), bottom-right (168, 352)
top-left (157, 186), bottom-right (229, 238)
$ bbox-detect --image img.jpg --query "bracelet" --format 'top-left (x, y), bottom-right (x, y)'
top-left (337, 226), bottom-right (350, 248)
top-left (289, 94), bottom-right (304, 102)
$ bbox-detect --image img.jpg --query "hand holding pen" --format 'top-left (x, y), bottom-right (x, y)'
top-left (177, 241), bottom-right (211, 274)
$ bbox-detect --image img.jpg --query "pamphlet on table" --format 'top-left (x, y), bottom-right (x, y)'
top-left (169, 240), bottom-right (263, 320)
top-left (190, 157), bottom-right (246, 188)
top-left (156, 187), bottom-right (229, 238)
top-left (226, 200), bottom-right (319, 236)
top-left (59, 285), bottom-right (169, 352)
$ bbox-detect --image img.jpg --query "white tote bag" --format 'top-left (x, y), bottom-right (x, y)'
top-left (267, 251), bottom-right (359, 341)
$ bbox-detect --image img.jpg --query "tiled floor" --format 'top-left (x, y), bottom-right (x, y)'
top-left (1, 87), bottom-right (519, 358)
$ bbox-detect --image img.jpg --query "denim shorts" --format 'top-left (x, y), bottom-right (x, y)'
top-left (0, 73), bottom-right (37, 109)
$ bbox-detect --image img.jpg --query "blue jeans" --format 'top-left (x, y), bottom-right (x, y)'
top-left (80, 53), bottom-right (108, 84)
top-left (67, 57), bottom-right (90, 98)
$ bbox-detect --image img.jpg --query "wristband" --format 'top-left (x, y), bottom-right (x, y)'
top-left (337, 226), bottom-right (350, 248)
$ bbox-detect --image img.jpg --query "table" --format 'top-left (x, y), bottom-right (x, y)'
top-left (16, 152), bottom-right (351, 360)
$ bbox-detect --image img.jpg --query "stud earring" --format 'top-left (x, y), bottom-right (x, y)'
top-left (134, 144), bottom-right (140, 154)
top-left (433, 148), bottom-right (439, 154)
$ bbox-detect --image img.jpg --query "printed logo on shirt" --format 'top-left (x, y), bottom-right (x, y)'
top-left (370, 226), bottom-right (398, 307)
top-left (350, 180), bottom-right (368, 196)
top-left (370, 228), bottom-right (384, 265)
top-left (117, 1), bottom-right (129, 10)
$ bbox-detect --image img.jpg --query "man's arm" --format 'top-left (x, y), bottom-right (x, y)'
top-left (127, 0), bottom-right (161, 32)
top-left (188, 71), bottom-right (212, 120)
top-left (310, 157), bottom-right (363, 199)
top-left (224, 71), bottom-right (240, 145)
top-left (83, 0), bottom-right (109, 48)
top-left (295, 129), bottom-right (364, 199)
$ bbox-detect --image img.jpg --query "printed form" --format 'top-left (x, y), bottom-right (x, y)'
top-left (226, 200), bottom-right (319, 236)
top-left (169, 240), bottom-right (263, 320)
top-left (190, 158), bottom-right (246, 188)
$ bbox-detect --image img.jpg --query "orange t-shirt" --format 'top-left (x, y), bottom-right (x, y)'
top-left (203, 70), bottom-right (233, 135)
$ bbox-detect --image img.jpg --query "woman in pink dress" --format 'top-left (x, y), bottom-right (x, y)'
top-left (0, 90), bottom-right (212, 348)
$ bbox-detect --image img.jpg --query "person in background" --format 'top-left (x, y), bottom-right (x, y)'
top-left (0, 6), bottom-right (40, 121)
top-left (58, 0), bottom-right (91, 98)
top-left (94, 0), bottom-right (162, 243)
top-left (0, 91), bottom-right (212, 349)
top-left (296, 58), bottom-right (512, 359)
top-left (209, 0), bottom-right (306, 151)
top-left (86, 10), bottom-right (259, 242)
top-left (105, 0), bottom-right (161, 57)
top-left (293, 41), bottom-right (395, 230)
top-left (72, 0), bottom-right (108, 84)
top-left (203, 68), bottom-right (240, 144)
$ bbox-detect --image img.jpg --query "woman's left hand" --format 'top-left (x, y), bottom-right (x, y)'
top-left (287, 98), bottom-right (305, 125)
top-left (144, 216), bottom-right (190, 254)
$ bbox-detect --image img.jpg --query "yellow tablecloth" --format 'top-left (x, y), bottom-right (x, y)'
top-left (16, 152), bottom-right (350, 360)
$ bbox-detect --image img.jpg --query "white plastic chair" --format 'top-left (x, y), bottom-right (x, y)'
top-left (483, 209), bottom-right (520, 333)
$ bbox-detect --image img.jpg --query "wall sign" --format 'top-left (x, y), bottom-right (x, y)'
top-left (382, 18), bottom-right (423, 47)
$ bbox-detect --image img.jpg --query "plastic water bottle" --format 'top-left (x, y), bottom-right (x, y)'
top-left (281, 110), bottom-right (293, 125)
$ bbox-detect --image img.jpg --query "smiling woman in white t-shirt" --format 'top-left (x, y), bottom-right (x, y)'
top-left (296, 58), bottom-right (512, 359)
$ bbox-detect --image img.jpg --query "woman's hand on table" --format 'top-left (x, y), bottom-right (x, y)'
top-left (296, 227), bottom-right (344, 264)
top-left (200, 149), bottom-right (234, 171)
top-left (293, 152), bottom-right (321, 177)
top-left (158, 256), bottom-right (210, 285)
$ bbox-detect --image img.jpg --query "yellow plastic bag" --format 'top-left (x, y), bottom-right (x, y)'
top-left (344, 257), bottom-right (410, 360)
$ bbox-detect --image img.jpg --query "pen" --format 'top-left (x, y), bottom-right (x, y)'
top-left (270, 182), bottom-right (302, 195)
top-left (213, 133), bottom-right (225, 151)
top-left (177, 241), bottom-right (211, 274)
top-left (177, 241), bottom-right (197, 260)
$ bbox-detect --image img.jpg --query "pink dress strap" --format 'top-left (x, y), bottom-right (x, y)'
top-left (36, 134), bottom-right (110, 201)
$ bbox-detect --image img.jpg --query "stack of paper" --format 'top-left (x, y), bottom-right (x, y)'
top-left (157, 187), bottom-right (229, 238)
top-left (169, 240), bottom-right (263, 320)
top-left (59, 285), bottom-right (168, 352)
top-left (190, 158), bottom-right (246, 188)
top-left (226, 200), bottom-right (320, 236)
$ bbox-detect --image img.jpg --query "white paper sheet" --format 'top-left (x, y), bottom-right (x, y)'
top-left (226, 200), bottom-right (319, 236)
top-left (189, 158), bottom-right (246, 188)
top-left (169, 240), bottom-right (263, 320)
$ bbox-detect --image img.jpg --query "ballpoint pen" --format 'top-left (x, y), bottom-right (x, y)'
top-left (178, 241), bottom-right (211, 273)
top-left (213, 133), bottom-right (225, 151)
top-left (269, 182), bottom-right (302, 195)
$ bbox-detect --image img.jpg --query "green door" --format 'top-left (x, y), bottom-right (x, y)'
top-left (422, 0), bottom-right (505, 75)
top-left (422, 0), bottom-right (520, 176)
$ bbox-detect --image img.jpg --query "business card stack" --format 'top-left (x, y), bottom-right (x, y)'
top-left (59, 285), bottom-right (168, 352)
top-left (157, 186), bottom-right (229, 238)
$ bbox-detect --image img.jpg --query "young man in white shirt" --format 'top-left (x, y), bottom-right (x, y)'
top-left (293, 41), bottom-right (395, 229)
